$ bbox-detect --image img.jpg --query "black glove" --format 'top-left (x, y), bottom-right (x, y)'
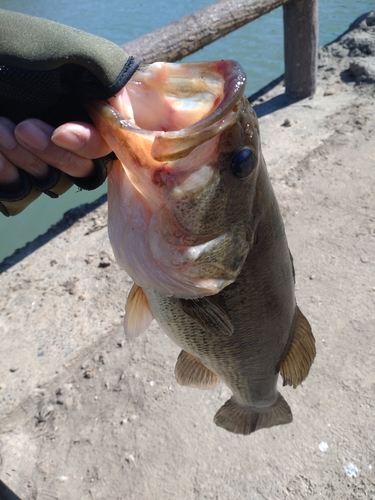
top-left (0, 9), bottom-right (138, 216)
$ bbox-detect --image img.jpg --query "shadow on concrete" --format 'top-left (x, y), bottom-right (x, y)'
top-left (252, 93), bottom-right (298, 118)
top-left (0, 194), bottom-right (107, 274)
top-left (248, 74), bottom-right (299, 118)
top-left (0, 479), bottom-right (22, 500)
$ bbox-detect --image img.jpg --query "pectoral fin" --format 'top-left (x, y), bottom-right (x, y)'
top-left (179, 296), bottom-right (234, 336)
top-left (214, 393), bottom-right (293, 435)
top-left (175, 350), bottom-right (219, 389)
top-left (280, 306), bottom-right (316, 388)
top-left (124, 283), bottom-right (154, 338)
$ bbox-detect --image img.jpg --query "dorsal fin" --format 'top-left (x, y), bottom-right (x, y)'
top-left (175, 350), bottom-right (220, 389)
top-left (124, 284), bottom-right (154, 338)
top-left (179, 296), bottom-right (234, 336)
top-left (280, 306), bottom-right (316, 388)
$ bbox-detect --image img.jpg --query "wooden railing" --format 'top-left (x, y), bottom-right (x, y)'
top-left (122, 0), bottom-right (318, 100)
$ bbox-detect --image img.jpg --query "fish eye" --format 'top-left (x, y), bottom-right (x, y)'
top-left (230, 147), bottom-right (256, 179)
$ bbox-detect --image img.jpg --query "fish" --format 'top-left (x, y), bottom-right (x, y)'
top-left (86, 60), bottom-right (316, 435)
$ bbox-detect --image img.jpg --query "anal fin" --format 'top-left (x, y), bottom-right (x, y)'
top-left (124, 283), bottom-right (153, 338)
top-left (280, 306), bottom-right (316, 388)
top-left (214, 393), bottom-right (293, 435)
top-left (175, 350), bottom-right (219, 389)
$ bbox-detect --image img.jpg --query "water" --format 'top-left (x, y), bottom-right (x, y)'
top-left (0, 0), bottom-right (373, 262)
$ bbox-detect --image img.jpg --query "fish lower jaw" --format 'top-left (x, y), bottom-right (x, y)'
top-left (111, 237), bottom-right (236, 298)
top-left (130, 261), bottom-right (238, 298)
top-left (156, 252), bottom-right (240, 297)
top-left (147, 238), bottom-right (246, 297)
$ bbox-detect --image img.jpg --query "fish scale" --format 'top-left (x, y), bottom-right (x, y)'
top-left (87, 60), bottom-right (316, 435)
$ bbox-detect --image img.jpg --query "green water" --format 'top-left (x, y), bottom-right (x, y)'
top-left (0, 0), bottom-right (374, 262)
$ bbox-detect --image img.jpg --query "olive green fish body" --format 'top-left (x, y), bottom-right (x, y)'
top-left (144, 161), bottom-right (304, 433)
top-left (87, 61), bottom-right (316, 435)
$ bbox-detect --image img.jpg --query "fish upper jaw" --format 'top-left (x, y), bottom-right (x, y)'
top-left (87, 60), bottom-right (246, 163)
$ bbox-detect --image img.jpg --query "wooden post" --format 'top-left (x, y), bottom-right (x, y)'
top-left (283, 0), bottom-right (318, 98)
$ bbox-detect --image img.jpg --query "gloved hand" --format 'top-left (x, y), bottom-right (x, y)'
top-left (0, 9), bottom-right (138, 216)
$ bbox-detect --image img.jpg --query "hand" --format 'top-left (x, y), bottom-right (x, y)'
top-left (0, 117), bottom-right (112, 186)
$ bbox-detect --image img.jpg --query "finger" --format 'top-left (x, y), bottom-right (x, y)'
top-left (0, 117), bottom-right (49, 179)
top-left (14, 119), bottom-right (95, 178)
top-left (0, 151), bottom-right (20, 185)
top-left (52, 122), bottom-right (111, 160)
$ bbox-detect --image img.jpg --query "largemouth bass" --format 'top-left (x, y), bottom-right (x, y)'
top-left (87, 61), bottom-right (316, 435)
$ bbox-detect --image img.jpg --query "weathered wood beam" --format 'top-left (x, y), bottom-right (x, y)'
top-left (122, 0), bottom-right (318, 99)
top-left (283, 0), bottom-right (318, 98)
top-left (122, 0), bottom-right (292, 64)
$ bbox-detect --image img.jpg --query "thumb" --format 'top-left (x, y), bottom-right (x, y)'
top-left (51, 122), bottom-right (111, 159)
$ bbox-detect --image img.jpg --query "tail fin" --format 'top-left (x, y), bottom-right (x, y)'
top-left (214, 393), bottom-right (292, 435)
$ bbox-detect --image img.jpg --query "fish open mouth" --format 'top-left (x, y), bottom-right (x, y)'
top-left (85, 61), bottom-right (251, 298)
top-left (87, 60), bottom-right (247, 162)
